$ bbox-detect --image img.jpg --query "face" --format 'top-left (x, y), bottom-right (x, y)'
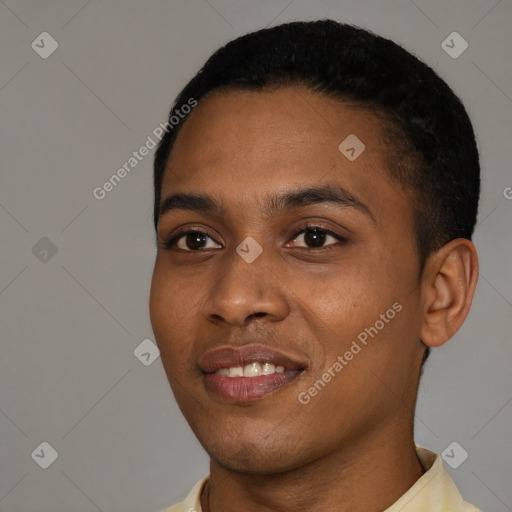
top-left (149, 86), bottom-right (427, 474)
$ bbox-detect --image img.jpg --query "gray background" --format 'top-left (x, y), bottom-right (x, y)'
top-left (0, 1), bottom-right (511, 511)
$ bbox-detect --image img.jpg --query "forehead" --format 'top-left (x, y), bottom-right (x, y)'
top-left (161, 86), bottom-right (410, 222)
top-left (166, 86), bottom-right (384, 175)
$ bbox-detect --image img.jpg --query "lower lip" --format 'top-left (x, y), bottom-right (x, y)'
top-left (204, 371), bottom-right (302, 402)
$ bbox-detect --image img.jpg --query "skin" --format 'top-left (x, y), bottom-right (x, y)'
top-left (149, 86), bottom-right (479, 512)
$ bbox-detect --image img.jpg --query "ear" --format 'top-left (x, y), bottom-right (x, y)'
top-left (420, 238), bottom-right (479, 348)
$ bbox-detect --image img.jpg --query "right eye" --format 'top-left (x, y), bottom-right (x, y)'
top-left (162, 230), bottom-right (222, 252)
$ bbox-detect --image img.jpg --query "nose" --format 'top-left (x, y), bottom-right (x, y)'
top-left (201, 245), bottom-right (289, 327)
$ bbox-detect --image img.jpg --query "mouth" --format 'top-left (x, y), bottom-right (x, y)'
top-left (199, 344), bottom-right (306, 403)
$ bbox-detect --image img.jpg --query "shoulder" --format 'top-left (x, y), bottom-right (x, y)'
top-left (384, 446), bottom-right (483, 512)
top-left (160, 476), bottom-right (209, 512)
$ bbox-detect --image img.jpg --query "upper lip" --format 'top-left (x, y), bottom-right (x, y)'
top-left (199, 344), bottom-right (307, 374)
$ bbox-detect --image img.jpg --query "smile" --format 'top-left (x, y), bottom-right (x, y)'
top-left (199, 344), bottom-right (306, 402)
top-left (215, 362), bottom-right (285, 377)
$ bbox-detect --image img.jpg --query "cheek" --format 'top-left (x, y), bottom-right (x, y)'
top-left (295, 258), bottom-right (418, 384)
top-left (300, 267), bottom-right (381, 336)
top-left (149, 259), bottom-right (198, 367)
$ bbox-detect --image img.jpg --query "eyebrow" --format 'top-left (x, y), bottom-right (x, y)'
top-left (159, 183), bottom-right (375, 222)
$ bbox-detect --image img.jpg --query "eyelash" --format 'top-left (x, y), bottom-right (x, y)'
top-left (161, 223), bottom-right (348, 252)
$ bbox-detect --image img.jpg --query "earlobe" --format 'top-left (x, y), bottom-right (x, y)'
top-left (420, 239), bottom-right (479, 348)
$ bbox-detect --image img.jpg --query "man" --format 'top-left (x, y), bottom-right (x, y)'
top-left (149, 20), bottom-right (482, 511)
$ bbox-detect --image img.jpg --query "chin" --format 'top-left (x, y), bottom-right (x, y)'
top-left (196, 426), bottom-right (310, 475)
top-left (210, 444), bottom-right (305, 475)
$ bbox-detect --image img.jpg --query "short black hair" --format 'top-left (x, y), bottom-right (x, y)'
top-left (153, 19), bottom-right (480, 271)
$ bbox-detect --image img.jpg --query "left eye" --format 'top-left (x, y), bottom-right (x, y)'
top-left (287, 227), bottom-right (345, 248)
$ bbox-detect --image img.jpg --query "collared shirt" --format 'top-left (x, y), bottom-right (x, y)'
top-left (161, 447), bottom-right (483, 512)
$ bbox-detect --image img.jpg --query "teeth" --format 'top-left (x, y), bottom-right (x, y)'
top-left (228, 366), bottom-right (243, 377)
top-left (261, 362), bottom-right (276, 375)
top-left (215, 362), bottom-right (286, 377)
top-left (243, 362), bottom-right (262, 377)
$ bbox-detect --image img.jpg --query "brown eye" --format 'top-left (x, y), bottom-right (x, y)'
top-left (289, 227), bottom-right (346, 249)
top-left (302, 228), bottom-right (327, 247)
top-left (165, 230), bottom-right (222, 251)
top-left (183, 232), bottom-right (208, 250)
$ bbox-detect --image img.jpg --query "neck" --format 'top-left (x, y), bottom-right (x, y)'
top-left (201, 420), bottom-right (424, 512)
